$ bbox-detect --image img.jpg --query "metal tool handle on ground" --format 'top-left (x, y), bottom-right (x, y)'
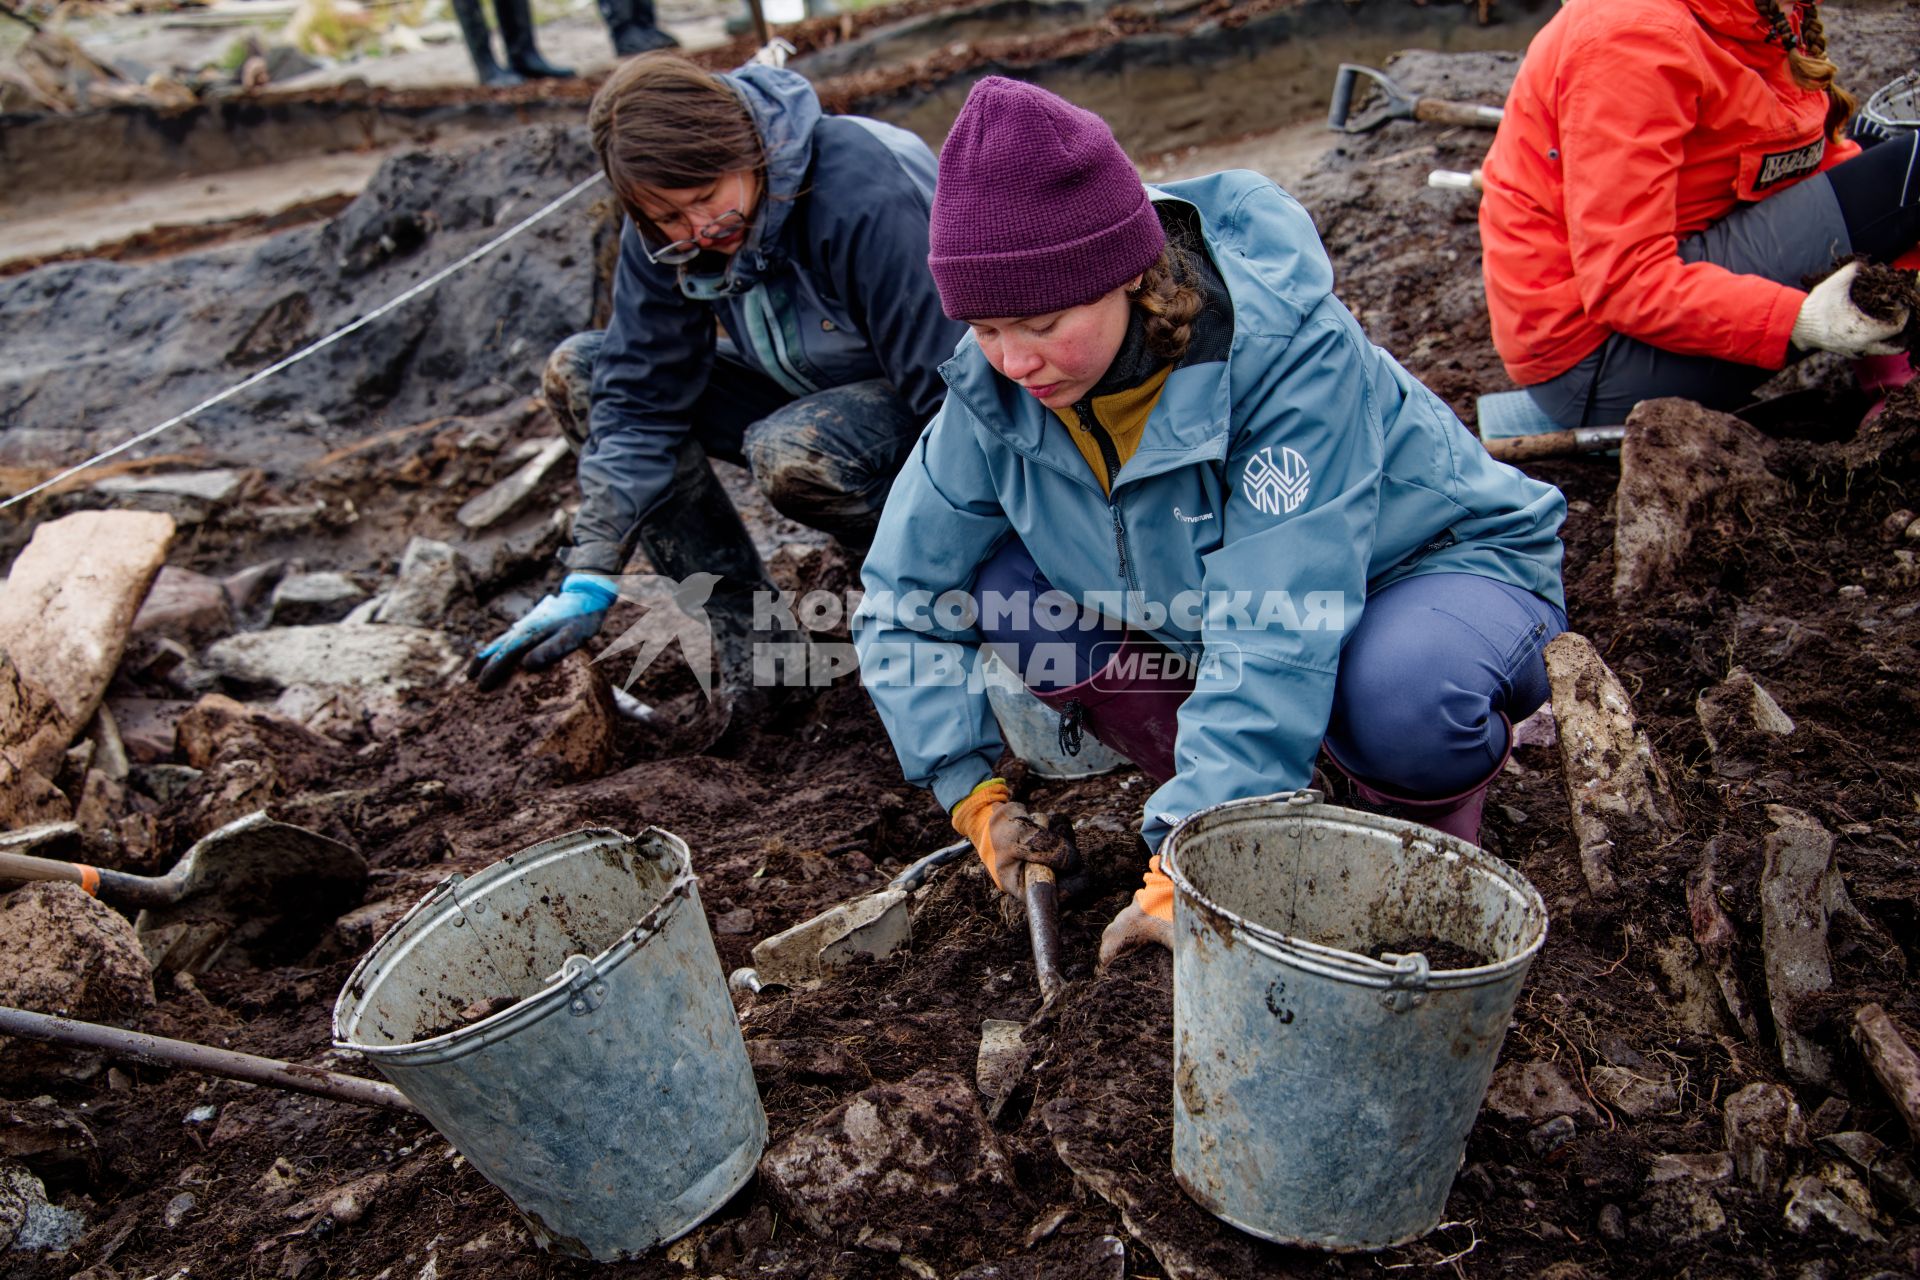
top-left (1329, 63), bottom-right (1505, 133)
top-left (0, 1005), bottom-right (417, 1113)
top-left (1024, 865), bottom-right (1065, 1002)
top-left (1483, 425), bottom-right (1625, 463)
top-left (0, 850), bottom-right (179, 907)
top-left (1429, 169), bottom-right (1485, 192)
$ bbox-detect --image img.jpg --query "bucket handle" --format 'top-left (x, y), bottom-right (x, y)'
top-left (561, 954), bottom-right (609, 1016)
top-left (1377, 952), bottom-right (1431, 1013)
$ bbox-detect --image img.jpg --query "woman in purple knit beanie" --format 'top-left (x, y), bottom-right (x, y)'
top-left (855, 77), bottom-right (1569, 962)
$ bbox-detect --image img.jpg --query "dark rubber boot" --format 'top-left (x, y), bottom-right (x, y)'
top-left (496, 0), bottom-right (574, 79)
top-left (633, 439), bottom-right (808, 738)
top-left (597, 0), bottom-right (679, 54)
top-left (1029, 633), bottom-right (1193, 785)
top-left (1325, 714), bottom-right (1514, 847)
top-left (450, 0), bottom-right (523, 85)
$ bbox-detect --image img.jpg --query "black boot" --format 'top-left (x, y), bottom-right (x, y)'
top-left (634, 440), bottom-right (811, 741)
top-left (597, 0), bottom-right (678, 55)
top-left (495, 0), bottom-right (574, 79)
top-left (450, 0), bottom-right (523, 86)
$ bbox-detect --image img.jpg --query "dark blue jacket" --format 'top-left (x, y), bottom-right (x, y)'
top-left (564, 65), bottom-right (962, 573)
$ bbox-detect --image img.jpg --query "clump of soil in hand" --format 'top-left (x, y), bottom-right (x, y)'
top-left (1373, 936), bottom-right (1490, 969)
top-left (1843, 257), bottom-right (1920, 350)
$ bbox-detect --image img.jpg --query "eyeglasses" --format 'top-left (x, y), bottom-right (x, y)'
top-left (639, 172), bottom-right (754, 266)
top-left (642, 208), bottom-right (747, 266)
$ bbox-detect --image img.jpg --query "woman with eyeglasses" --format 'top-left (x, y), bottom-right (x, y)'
top-left (470, 52), bottom-right (965, 726)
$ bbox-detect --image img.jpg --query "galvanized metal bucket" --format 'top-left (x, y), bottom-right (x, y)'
top-left (981, 650), bottom-right (1126, 779)
top-left (1160, 790), bottom-right (1547, 1251)
top-left (331, 827), bottom-right (766, 1261)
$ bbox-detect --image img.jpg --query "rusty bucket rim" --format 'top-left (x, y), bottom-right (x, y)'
top-left (1159, 789), bottom-right (1548, 990)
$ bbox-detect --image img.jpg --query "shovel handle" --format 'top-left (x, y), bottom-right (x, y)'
top-left (0, 850), bottom-right (175, 907)
top-left (1024, 865), bottom-right (1065, 1002)
top-left (1412, 99), bottom-right (1505, 129)
top-left (1483, 425), bottom-right (1626, 463)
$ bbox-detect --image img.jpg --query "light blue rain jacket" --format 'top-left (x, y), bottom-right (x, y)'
top-left (853, 171), bottom-right (1567, 849)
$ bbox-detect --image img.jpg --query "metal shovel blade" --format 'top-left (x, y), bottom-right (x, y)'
top-left (1329, 62), bottom-right (1505, 133)
top-left (139, 811), bottom-right (367, 928)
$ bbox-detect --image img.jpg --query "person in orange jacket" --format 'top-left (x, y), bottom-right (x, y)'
top-left (1478, 0), bottom-right (1917, 428)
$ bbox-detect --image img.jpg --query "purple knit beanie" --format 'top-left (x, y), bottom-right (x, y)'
top-left (929, 77), bottom-right (1165, 321)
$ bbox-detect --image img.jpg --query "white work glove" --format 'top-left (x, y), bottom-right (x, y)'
top-left (1790, 261), bottom-right (1908, 358)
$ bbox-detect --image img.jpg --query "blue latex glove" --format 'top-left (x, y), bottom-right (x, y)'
top-left (468, 572), bottom-right (618, 691)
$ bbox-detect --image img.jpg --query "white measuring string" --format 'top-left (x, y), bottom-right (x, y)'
top-left (1, 169), bottom-right (607, 513)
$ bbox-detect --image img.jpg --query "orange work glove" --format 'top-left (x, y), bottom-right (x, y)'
top-left (951, 778), bottom-right (1078, 897)
top-left (1134, 854), bottom-right (1174, 922)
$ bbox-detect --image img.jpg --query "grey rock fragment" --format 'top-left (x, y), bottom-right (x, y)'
top-left (1760, 806), bottom-right (1838, 1085)
top-left (204, 625), bottom-right (460, 693)
top-left (1696, 666), bottom-right (1795, 755)
top-left (1818, 1130), bottom-right (1920, 1213)
top-left (456, 438), bottom-right (571, 532)
top-left (1591, 1065), bottom-right (1679, 1119)
top-left (269, 573), bottom-right (368, 626)
top-left (1723, 1082), bottom-right (1806, 1197)
top-left (976, 1019), bottom-right (1033, 1122)
top-left (1485, 1060), bottom-right (1601, 1125)
top-left (373, 538), bottom-right (470, 627)
top-left (1783, 1167), bottom-right (1886, 1243)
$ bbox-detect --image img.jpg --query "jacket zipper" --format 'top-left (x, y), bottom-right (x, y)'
top-left (1073, 399), bottom-right (1138, 593)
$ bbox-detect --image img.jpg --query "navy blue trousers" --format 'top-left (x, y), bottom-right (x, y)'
top-left (975, 539), bottom-right (1566, 796)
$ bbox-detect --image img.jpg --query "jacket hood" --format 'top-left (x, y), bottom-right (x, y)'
top-left (939, 172), bottom-right (1335, 478)
top-left (682, 62), bottom-right (822, 295)
top-left (1685, 0), bottom-right (1803, 50)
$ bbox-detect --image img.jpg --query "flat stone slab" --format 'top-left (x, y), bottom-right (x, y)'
top-left (0, 510), bottom-right (175, 729)
top-left (92, 470), bottom-right (251, 504)
top-left (1760, 806), bottom-right (1838, 1086)
top-left (204, 624), bottom-right (461, 692)
top-left (373, 537), bottom-right (469, 627)
top-left (131, 565), bottom-right (234, 648)
top-left (269, 572), bottom-right (368, 626)
top-left (456, 437), bottom-right (570, 531)
top-left (758, 1070), bottom-right (1021, 1248)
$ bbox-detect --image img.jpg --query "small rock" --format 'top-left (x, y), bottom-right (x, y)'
top-left (269, 573), bottom-right (369, 626)
top-left (131, 566), bottom-right (233, 648)
top-left (1723, 1082), bottom-right (1806, 1196)
top-left (1838, 584), bottom-right (1867, 599)
top-left (1881, 509), bottom-right (1916, 541)
top-left (255, 503), bottom-right (328, 536)
top-left (255, 1157), bottom-right (301, 1204)
top-left (0, 1100), bottom-right (100, 1190)
top-left (204, 625), bottom-right (461, 693)
top-left (1818, 1130), bottom-right (1920, 1213)
top-left (1807, 1095), bottom-right (1850, 1136)
top-left (0, 1160), bottom-right (85, 1253)
top-left (745, 1039), bottom-right (872, 1089)
top-left (131, 763), bottom-right (204, 806)
top-left (976, 1019), bottom-right (1033, 1122)
top-left (186, 1106), bottom-right (217, 1124)
top-left (1527, 1114), bottom-right (1577, 1157)
top-left (221, 560), bottom-right (286, 613)
top-left (1695, 666), bottom-right (1795, 754)
top-left (0, 883), bottom-right (155, 1024)
top-left (107, 697), bottom-right (193, 764)
top-left (1485, 1060), bottom-right (1601, 1125)
top-left (341, 595), bottom-right (385, 625)
top-left (283, 1171), bottom-right (387, 1227)
top-left (456, 437), bottom-right (570, 531)
top-left (1760, 807), bottom-right (1839, 1085)
top-left (373, 538), bottom-right (469, 628)
top-left (1511, 703), bottom-right (1557, 748)
top-left (1591, 1065), bottom-right (1678, 1119)
top-left (758, 1070), bottom-right (1021, 1245)
top-left (1596, 1203), bottom-right (1625, 1240)
top-left (1648, 1151), bottom-right (1733, 1183)
top-left (1635, 1179), bottom-right (1726, 1245)
top-left (163, 1191), bottom-right (196, 1227)
top-left (93, 469), bottom-right (251, 507)
top-left (1783, 1167), bottom-right (1885, 1243)
top-left (459, 509), bottom-right (570, 590)
top-left (714, 907), bottom-right (756, 935)
top-left (1907, 515), bottom-right (1920, 540)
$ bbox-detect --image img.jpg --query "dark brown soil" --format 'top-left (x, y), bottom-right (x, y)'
top-left (1372, 936), bottom-right (1489, 970)
top-left (6, 21), bottom-right (1920, 1280)
top-left (1848, 260), bottom-right (1920, 351)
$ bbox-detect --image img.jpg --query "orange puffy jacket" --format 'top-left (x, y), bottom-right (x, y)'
top-left (1479, 0), bottom-right (1858, 386)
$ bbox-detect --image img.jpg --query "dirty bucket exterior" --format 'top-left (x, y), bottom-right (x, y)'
top-left (981, 650), bottom-right (1126, 779)
top-left (1161, 791), bottom-right (1547, 1251)
top-left (331, 827), bottom-right (766, 1261)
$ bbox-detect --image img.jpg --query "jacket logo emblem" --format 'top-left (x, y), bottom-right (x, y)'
top-left (1173, 507), bottom-right (1214, 524)
top-left (1243, 446), bottom-right (1310, 515)
top-left (1753, 138), bottom-right (1824, 192)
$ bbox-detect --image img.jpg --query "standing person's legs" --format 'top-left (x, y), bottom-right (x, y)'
top-left (1324, 572), bottom-right (1565, 841)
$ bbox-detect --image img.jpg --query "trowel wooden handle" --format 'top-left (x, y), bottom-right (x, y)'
top-left (1024, 865), bottom-right (1065, 1002)
top-left (0, 850), bottom-right (104, 895)
top-left (0, 851), bottom-right (165, 904)
top-left (1483, 425), bottom-right (1625, 462)
top-left (1413, 99), bottom-right (1505, 128)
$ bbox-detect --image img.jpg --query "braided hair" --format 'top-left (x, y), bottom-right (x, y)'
top-left (1753, 0), bottom-right (1858, 142)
